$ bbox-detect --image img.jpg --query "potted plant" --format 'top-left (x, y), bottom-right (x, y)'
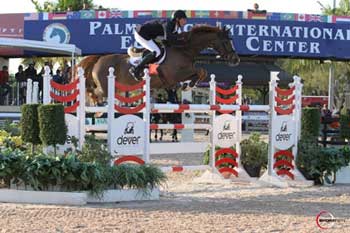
top-left (240, 133), bottom-right (268, 177)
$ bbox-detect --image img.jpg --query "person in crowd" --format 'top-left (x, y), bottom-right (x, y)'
top-left (53, 69), bottom-right (63, 84)
top-left (0, 65), bottom-right (12, 104)
top-left (166, 87), bottom-right (180, 142)
top-left (15, 65), bottom-right (27, 104)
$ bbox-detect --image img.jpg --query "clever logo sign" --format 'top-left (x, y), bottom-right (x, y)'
top-left (213, 114), bottom-right (238, 148)
top-left (110, 115), bottom-right (145, 156)
top-left (272, 116), bottom-right (295, 150)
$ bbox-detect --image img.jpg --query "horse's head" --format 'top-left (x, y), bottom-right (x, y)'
top-left (213, 27), bottom-right (240, 66)
top-left (187, 25), bottom-right (240, 66)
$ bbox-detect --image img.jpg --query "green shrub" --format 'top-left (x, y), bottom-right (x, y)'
top-left (77, 135), bottom-right (111, 166)
top-left (240, 133), bottom-right (268, 168)
top-left (301, 107), bottom-right (320, 140)
top-left (0, 150), bottom-right (167, 197)
top-left (38, 104), bottom-right (67, 155)
top-left (20, 104), bottom-right (41, 154)
top-left (297, 139), bottom-right (350, 184)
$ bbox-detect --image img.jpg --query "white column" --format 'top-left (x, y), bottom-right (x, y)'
top-left (209, 74), bottom-right (216, 169)
top-left (181, 89), bottom-right (194, 142)
top-left (143, 69), bottom-right (151, 163)
top-left (235, 75), bottom-right (243, 165)
top-left (26, 79), bottom-right (33, 104)
top-left (43, 66), bottom-right (52, 104)
top-left (107, 67), bottom-right (115, 156)
top-left (32, 82), bottom-right (39, 104)
top-left (268, 71), bottom-right (279, 176)
top-left (77, 67), bottom-right (86, 149)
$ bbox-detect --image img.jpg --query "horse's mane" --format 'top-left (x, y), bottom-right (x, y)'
top-left (189, 25), bottom-right (221, 35)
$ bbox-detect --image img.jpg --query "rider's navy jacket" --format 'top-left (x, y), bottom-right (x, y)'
top-left (138, 19), bottom-right (184, 45)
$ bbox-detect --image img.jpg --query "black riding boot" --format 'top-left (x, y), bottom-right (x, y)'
top-left (129, 52), bottom-right (156, 81)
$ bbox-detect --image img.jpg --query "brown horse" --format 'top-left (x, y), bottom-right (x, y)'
top-left (78, 25), bottom-right (240, 105)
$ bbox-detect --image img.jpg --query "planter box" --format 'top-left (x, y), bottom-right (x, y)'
top-left (87, 188), bottom-right (160, 203)
top-left (0, 189), bottom-right (87, 205)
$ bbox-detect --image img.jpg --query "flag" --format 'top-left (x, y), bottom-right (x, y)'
top-left (210, 11), bottom-right (225, 18)
top-left (268, 13), bottom-right (281, 21)
top-left (109, 9), bottom-right (126, 18)
top-left (48, 13), bottom-right (67, 20)
top-left (80, 10), bottom-right (95, 19)
top-left (96, 10), bottom-right (109, 19)
top-left (192, 11), bottom-right (210, 18)
top-left (134, 11), bottom-right (153, 18)
top-left (306, 14), bottom-right (322, 22)
top-left (66, 11), bottom-right (81, 19)
top-left (281, 13), bottom-right (295, 21)
top-left (24, 13), bottom-right (39, 21)
top-left (39, 12), bottom-right (49, 20)
top-left (152, 11), bottom-right (163, 18)
top-left (295, 14), bottom-right (307, 21)
top-left (334, 16), bottom-right (350, 24)
top-left (221, 11), bottom-right (241, 19)
top-left (247, 11), bottom-right (267, 20)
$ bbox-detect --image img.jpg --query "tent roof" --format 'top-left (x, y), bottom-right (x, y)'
top-left (0, 37), bottom-right (81, 56)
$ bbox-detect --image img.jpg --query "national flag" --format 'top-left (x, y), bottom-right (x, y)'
top-left (96, 10), bottom-right (109, 19)
top-left (221, 11), bottom-right (240, 19)
top-left (306, 14), bottom-right (322, 22)
top-left (295, 14), bottom-right (307, 21)
top-left (334, 15), bottom-right (350, 24)
top-left (24, 13), bottom-right (39, 21)
top-left (268, 13), bottom-right (281, 21)
top-left (247, 11), bottom-right (267, 20)
top-left (39, 12), bottom-right (49, 20)
top-left (210, 11), bottom-right (225, 18)
top-left (80, 10), bottom-right (95, 19)
top-left (326, 15), bottom-right (334, 23)
top-left (109, 9), bottom-right (126, 18)
top-left (66, 11), bottom-right (81, 19)
top-left (152, 11), bottom-right (162, 18)
top-left (134, 11), bottom-right (153, 18)
top-left (192, 11), bottom-right (210, 18)
top-left (281, 13), bottom-right (295, 21)
top-left (48, 13), bottom-right (67, 20)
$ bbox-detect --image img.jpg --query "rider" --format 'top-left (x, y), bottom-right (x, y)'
top-left (129, 10), bottom-right (188, 80)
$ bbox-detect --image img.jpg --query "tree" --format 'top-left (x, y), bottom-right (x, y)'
top-left (30, 0), bottom-right (95, 12)
top-left (280, 0), bottom-right (350, 111)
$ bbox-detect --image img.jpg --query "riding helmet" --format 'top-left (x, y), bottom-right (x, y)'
top-left (172, 10), bottom-right (187, 20)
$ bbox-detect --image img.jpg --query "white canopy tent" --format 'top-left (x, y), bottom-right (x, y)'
top-left (0, 37), bottom-right (82, 108)
top-left (0, 37), bottom-right (81, 56)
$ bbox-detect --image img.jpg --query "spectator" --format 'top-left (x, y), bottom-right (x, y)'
top-left (0, 65), bottom-right (12, 104)
top-left (15, 65), bottom-right (27, 104)
top-left (24, 63), bottom-right (37, 81)
top-left (321, 104), bottom-right (332, 118)
top-left (53, 69), bottom-right (63, 84)
top-left (248, 3), bottom-right (267, 14)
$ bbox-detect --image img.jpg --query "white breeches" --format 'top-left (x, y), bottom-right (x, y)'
top-left (134, 31), bottom-right (161, 57)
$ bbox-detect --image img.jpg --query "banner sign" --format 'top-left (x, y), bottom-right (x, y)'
top-left (23, 17), bottom-right (350, 60)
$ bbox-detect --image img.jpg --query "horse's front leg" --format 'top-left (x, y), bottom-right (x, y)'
top-left (189, 68), bottom-right (207, 88)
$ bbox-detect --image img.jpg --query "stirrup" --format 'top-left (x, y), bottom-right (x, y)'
top-left (129, 67), bottom-right (143, 81)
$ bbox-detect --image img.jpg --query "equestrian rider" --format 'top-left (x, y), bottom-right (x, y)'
top-left (129, 10), bottom-right (188, 80)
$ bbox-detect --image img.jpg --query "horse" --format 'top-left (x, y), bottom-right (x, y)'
top-left (77, 25), bottom-right (240, 105)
